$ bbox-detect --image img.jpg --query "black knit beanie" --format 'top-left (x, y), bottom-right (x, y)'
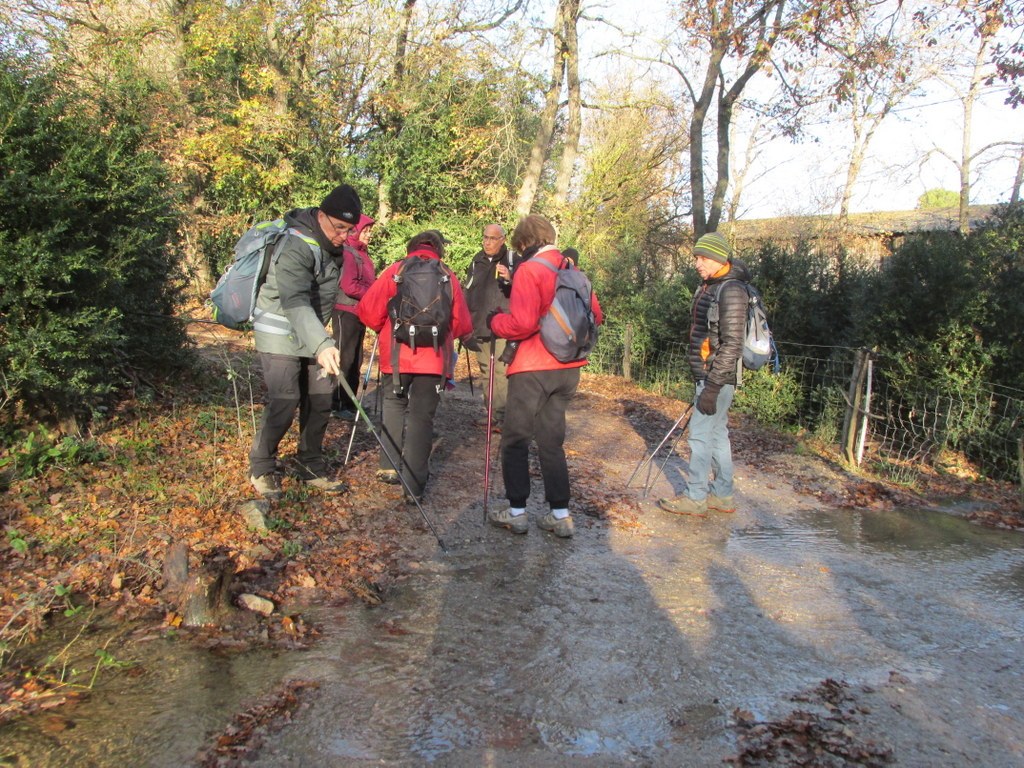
top-left (319, 184), bottom-right (362, 225)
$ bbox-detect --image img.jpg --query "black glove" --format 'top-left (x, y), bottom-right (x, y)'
top-left (696, 381), bottom-right (722, 415)
top-left (498, 340), bottom-right (519, 365)
top-left (461, 336), bottom-right (482, 353)
top-left (486, 308), bottom-right (503, 332)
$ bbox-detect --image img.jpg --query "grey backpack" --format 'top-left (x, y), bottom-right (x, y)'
top-left (211, 219), bottom-right (320, 330)
top-left (708, 279), bottom-right (775, 371)
top-left (536, 257), bottom-right (599, 363)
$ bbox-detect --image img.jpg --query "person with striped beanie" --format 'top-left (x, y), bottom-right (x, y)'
top-left (658, 231), bottom-right (750, 517)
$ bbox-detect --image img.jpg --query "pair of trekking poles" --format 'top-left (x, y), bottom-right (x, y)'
top-left (334, 332), bottom-right (450, 552)
top-left (334, 335), bottom-right (501, 552)
top-left (625, 404), bottom-right (695, 498)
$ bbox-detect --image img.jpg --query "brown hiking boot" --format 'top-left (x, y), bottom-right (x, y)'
top-left (537, 512), bottom-right (574, 538)
top-left (376, 469), bottom-right (401, 485)
top-left (300, 476), bottom-right (349, 494)
top-left (250, 473), bottom-right (282, 500)
top-left (707, 494), bottom-right (736, 513)
top-left (487, 506), bottom-right (529, 534)
top-left (657, 495), bottom-right (708, 516)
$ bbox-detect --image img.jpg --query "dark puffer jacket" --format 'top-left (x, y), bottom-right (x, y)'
top-left (687, 259), bottom-right (752, 386)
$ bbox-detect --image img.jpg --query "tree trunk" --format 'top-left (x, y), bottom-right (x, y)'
top-left (688, 41), bottom-right (726, 237)
top-left (959, 23), bottom-right (990, 235)
top-left (710, 89), bottom-right (738, 234)
top-left (515, 0), bottom-right (570, 216)
top-left (1011, 145), bottom-right (1024, 205)
top-left (377, 0), bottom-right (417, 221)
top-left (552, 0), bottom-right (581, 208)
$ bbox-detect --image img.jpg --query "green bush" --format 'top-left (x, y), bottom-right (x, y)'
top-left (733, 368), bottom-right (801, 427)
top-left (744, 240), bottom-right (874, 349)
top-left (0, 52), bottom-right (186, 425)
top-left (370, 214), bottom-right (491, 279)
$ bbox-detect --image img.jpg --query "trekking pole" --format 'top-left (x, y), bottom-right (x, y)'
top-left (374, 360), bottom-right (382, 416)
top-left (464, 343), bottom-right (475, 396)
top-left (333, 372), bottom-right (447, 553)
top-left (626, 404), bottom-right (694, 497)
top-left (482, 337), bottom-right (497, 522)
top-left (344, 333), bottom-right (379, 465)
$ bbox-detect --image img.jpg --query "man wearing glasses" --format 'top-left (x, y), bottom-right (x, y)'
top-left (463, 223), bottom-right (520, 432)
top-left (248, 184), bottom-right (362, 499)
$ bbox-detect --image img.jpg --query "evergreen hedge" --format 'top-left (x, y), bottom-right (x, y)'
top-left (0, 52), bottom-right (186, 428)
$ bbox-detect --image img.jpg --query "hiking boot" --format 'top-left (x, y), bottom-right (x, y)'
top-left (657, 495), bottom-right (708, 516)
top-left (250, 473), bottom-right (283, 500)
top-left (537, 512), bottom-right (574, 538)
top-left (487, 507), bottom-right (529, 534)
top-left (300, 476), bottom-right (349, 494)
top-left (376, 469), bottom-right (401, 485)
top-left (332, 408), bottom-right (356, 420)
top-left (707, 494), bottom-right (736, 513)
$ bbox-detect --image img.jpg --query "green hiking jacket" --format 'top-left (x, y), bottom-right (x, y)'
top-left (253, 207), bottom-right (341, 358)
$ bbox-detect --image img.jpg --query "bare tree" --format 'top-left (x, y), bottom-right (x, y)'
top-left (1011, 143), bottom-right (1024, 204)
top-left (552, 0), bottom-right (582, 208)
top-left (658, 0), bottom-right (858, 237)
top-left (929, 0), bottom-right (1019, 233)
top-left (818, 2), bottom-right (946, 222)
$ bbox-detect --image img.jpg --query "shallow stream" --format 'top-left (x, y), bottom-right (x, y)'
top-left (3, 501), bottom-right (1023, 767)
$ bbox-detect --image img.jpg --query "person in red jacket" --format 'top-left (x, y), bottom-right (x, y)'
top-left (332, 214), bottom-right (377, 417)
top-left (485, 215), bottom-right (603, 538)
top-left (356, 230), bottom-right (476, 502)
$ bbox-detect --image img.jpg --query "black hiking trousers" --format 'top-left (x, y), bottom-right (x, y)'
top-left (379, 373), bottom-right (443, 498)
top-left (501, 367), bottom-right (580, 510)
top-left (332, 309), bottom-right (367, 412)
top-left (249, 352), bottom-right (334, 479)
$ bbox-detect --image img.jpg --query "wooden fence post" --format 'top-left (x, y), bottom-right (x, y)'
top-left (1018, 438), bottom-right (1023, 504)
top-left (842, 349), bottom-right (869, 465)
top-left (622, 323), bottom-right (633, 381)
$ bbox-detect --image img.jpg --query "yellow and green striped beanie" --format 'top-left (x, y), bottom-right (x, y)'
top-left (693, 232), bottom-right (732, 264)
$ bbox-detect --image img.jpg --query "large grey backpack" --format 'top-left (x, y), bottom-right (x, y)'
top-left (536, 257), bottom-right (599, 363)
top-left (211, 219), bottom-right (320, 330)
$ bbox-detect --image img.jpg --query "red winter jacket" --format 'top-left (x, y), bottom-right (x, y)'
top-left (335, 215), bottom-right (377, 314)
top-left (489, 245), bottom-right (604, 375)
top-left (356, 247), bottom-right (473, 376)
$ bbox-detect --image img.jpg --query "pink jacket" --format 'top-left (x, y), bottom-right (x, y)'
top-left (335, 215), bottom-right (376, 314)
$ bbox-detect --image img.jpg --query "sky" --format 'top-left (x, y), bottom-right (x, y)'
top-left (738, 85), bottom-right (1024, 219)
top-left (579, 0), bottom-right (1024, 219)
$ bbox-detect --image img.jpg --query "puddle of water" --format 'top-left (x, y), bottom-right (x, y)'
top-left (728, 506), bottom-right (1024, 604)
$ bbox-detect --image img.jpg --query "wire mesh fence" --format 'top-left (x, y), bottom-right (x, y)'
top-left (592, 334), bottom-right (1024, 487)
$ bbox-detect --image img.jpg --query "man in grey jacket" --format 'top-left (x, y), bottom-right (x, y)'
top-left (248, 184), bottom-right (362, 499)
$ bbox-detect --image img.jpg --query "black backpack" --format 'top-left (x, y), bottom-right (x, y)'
top-left (387, 255), bottom-right (454, 392)
top-left (535, 257), bottom-right (599, 363)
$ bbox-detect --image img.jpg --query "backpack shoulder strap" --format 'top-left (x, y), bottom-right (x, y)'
top-left (534, 255), bottom-right (570, 274)
top-left (272, 227), bottom-right (323, 274)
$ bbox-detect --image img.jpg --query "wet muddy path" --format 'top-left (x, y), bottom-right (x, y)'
top-left (3, 385), bottom-right (1024, 766)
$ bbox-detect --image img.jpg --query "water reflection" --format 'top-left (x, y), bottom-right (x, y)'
top-left (728, 506), bottom-right (1024, 607)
